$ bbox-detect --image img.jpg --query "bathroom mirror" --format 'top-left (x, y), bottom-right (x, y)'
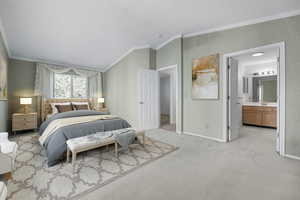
top-left (252, 75), bottom-right (277, 102)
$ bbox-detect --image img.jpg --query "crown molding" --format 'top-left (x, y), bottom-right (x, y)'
top-left (0, 17), bottom-right (11, 57)
top-left (10, 56), bottom-right (105, 72)
top-left (184, 9), bottom-right (300, 38)
top-left (155, 34), bottom-right (182, 50)
top-left (103, 45), bottom-right (150, 72)
top-left (153, 10), bottom-right (300, 53)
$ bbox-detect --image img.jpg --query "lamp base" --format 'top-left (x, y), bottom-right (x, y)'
top-left (23, 105), bottom-right (30, 114)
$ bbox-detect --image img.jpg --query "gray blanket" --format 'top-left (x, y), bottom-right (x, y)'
top-left (114, 129), bottom-right (136, 151)
top-left (39, 110), bottom-right (131, 166)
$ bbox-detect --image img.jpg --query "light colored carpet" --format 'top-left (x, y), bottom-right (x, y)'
top-left (81, 127), bottom-right (300, 200)
top-left (160, 123), bottom-right (176, 132)
top-left (5, 133), bottom-right (178, 200)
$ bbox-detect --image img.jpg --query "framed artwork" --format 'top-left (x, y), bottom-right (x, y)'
top-left (192, 54), bottom-right (219, 99)
top-left (0, 52), bottom-right (7, 100)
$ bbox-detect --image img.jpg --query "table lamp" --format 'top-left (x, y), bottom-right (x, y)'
top-left (97, 97), bottom-right (105, 108)
top-left (20, 97), bottom-right (32, 113)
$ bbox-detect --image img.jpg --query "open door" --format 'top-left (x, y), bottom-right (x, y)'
top-left (228, 57), bottom-right (242, 141)
top-left (138, 69), bottom-right (160, 130)
top-left (276, 49), bottom-right (280, 153)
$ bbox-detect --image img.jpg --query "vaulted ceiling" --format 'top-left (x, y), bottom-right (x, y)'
top-left (0, 0), bottom-right (300, 70)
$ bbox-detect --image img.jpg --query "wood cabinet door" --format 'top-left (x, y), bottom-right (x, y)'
top-left (262, 111), bottom-right (277, 128)
top-left (243, 110), bottom-right (262, 126)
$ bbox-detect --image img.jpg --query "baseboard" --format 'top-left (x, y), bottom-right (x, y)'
top-left (183, 131), bottom-right (226, 143)
top-left (284, 154), bottom-right (300, 161)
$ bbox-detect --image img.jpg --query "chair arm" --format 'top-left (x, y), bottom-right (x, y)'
top-left (0, 182), bottom-right (7, 200)
top-left (0, 133), bottom-right (8, 143)
top-left (0, 142), bottom-right (18, 155)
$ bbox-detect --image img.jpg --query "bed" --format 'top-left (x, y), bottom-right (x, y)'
top-left (39, 99), bottom-right (131, 166)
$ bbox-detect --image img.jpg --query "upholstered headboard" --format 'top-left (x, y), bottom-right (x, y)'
top-left (41, 98), bottom-right (94, 121)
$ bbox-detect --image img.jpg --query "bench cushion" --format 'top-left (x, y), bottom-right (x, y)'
top-left (66, 128), bottom-right (145, 153)
top-left (66, 132), bottom-right (114, 152)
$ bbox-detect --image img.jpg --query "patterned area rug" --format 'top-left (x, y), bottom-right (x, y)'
top-left (5, 133), bottom-right (178, 200)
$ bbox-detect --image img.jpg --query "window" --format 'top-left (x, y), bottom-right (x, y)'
top-left (54, 73), bottom-right (88, 98)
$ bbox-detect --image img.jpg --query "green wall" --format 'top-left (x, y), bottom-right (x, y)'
top-left (104, 48), bottom-right (152, 128)
top-left (182, 15), bottom-right (300, 156)
top-left (7, 59), bottom-right (37, 130)
top-left (156, 38), bottom-right (182, 69)
top-left (0, 32), bottom-right (8, 132)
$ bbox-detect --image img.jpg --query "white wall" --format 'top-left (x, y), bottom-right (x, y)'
top-left (160, 76), bottom-right (170, 115)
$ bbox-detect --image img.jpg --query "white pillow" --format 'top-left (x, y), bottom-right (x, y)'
top-left (50, 102), bottom-right (71, 114)
top-left (71, 102), bottom-right (90, 110)
top-left (46, 114), bottom-right (54, 119)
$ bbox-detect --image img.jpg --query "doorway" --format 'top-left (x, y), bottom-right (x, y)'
top-left (159, 69), bottom-right (176, 132)
top-left (157, 65), bottom-right (181, 133)
top-left (137, 66), bottom-right (182, 134)
top-left (223, 42), bottom-right (285, 156)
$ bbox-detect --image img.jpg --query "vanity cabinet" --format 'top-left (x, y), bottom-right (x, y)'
top-left (242, 106), bottom-right (277, 128)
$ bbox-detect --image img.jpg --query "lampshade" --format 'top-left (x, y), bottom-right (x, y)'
top-left (98, 97), bottom-right (105, 103)
top-left (20, 97), bottom-right (32, 105)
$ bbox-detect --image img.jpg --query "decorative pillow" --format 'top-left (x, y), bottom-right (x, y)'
top-left (73, 104), bottom-right (89, 110)
top-left (55, 104), bottom-right (73, 113)
top-left (71, 102), bottom-right (90, 110)
top-left (50, 102), bottom-right (71, 114)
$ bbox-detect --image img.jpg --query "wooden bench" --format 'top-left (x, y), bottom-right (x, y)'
top-left (66, 130), bottom-right (145, 166)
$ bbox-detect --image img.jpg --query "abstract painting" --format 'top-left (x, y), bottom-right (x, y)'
top-left (192, 54), bottom-right (219, 99)
top-left (0, 52), bottom-right (7, 100)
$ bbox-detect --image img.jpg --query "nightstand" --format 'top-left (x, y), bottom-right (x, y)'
top-left (12, 113), bottom-right (37, 135)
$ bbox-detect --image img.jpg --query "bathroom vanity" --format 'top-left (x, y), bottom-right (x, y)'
top-left (242, 103), bottom-right (277, 128)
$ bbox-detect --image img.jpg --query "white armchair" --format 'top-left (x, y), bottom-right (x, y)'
top-left (0, 132), bottom-right (18, 177)
top-left (0, 182), bottom-right (7, 200)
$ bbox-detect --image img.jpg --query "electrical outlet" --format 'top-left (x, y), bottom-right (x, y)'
top-left (205, 123), bottom-right (209, 129)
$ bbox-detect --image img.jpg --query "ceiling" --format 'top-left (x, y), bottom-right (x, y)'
top-left (234, 48), bottom-right (278, 66)
top-left (0, 0), bottom-right (300, 70)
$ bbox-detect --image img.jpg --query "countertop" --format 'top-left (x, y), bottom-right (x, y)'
top-left (242, 102), bottom-right (277, 107)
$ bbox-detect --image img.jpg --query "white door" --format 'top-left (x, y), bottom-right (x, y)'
top-left (228, 58), bottom-right (242, 141)
top-left (138, 69), bottom-right (160, 130)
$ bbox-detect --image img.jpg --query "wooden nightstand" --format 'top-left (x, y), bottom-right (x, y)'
top-left (12, 113), bottom-right (37, 135)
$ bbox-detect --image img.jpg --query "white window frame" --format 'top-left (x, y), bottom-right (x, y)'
top-left (53, 73), bottom-right (89, 99)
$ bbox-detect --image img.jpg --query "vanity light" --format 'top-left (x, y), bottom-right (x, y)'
top-left (252, 52), bottom-right (264, 57)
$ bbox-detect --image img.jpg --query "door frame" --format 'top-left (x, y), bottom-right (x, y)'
top-left (222, 42), bottom-right (286, 156)
top-left (157, 64), bottom-right (182, 134)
